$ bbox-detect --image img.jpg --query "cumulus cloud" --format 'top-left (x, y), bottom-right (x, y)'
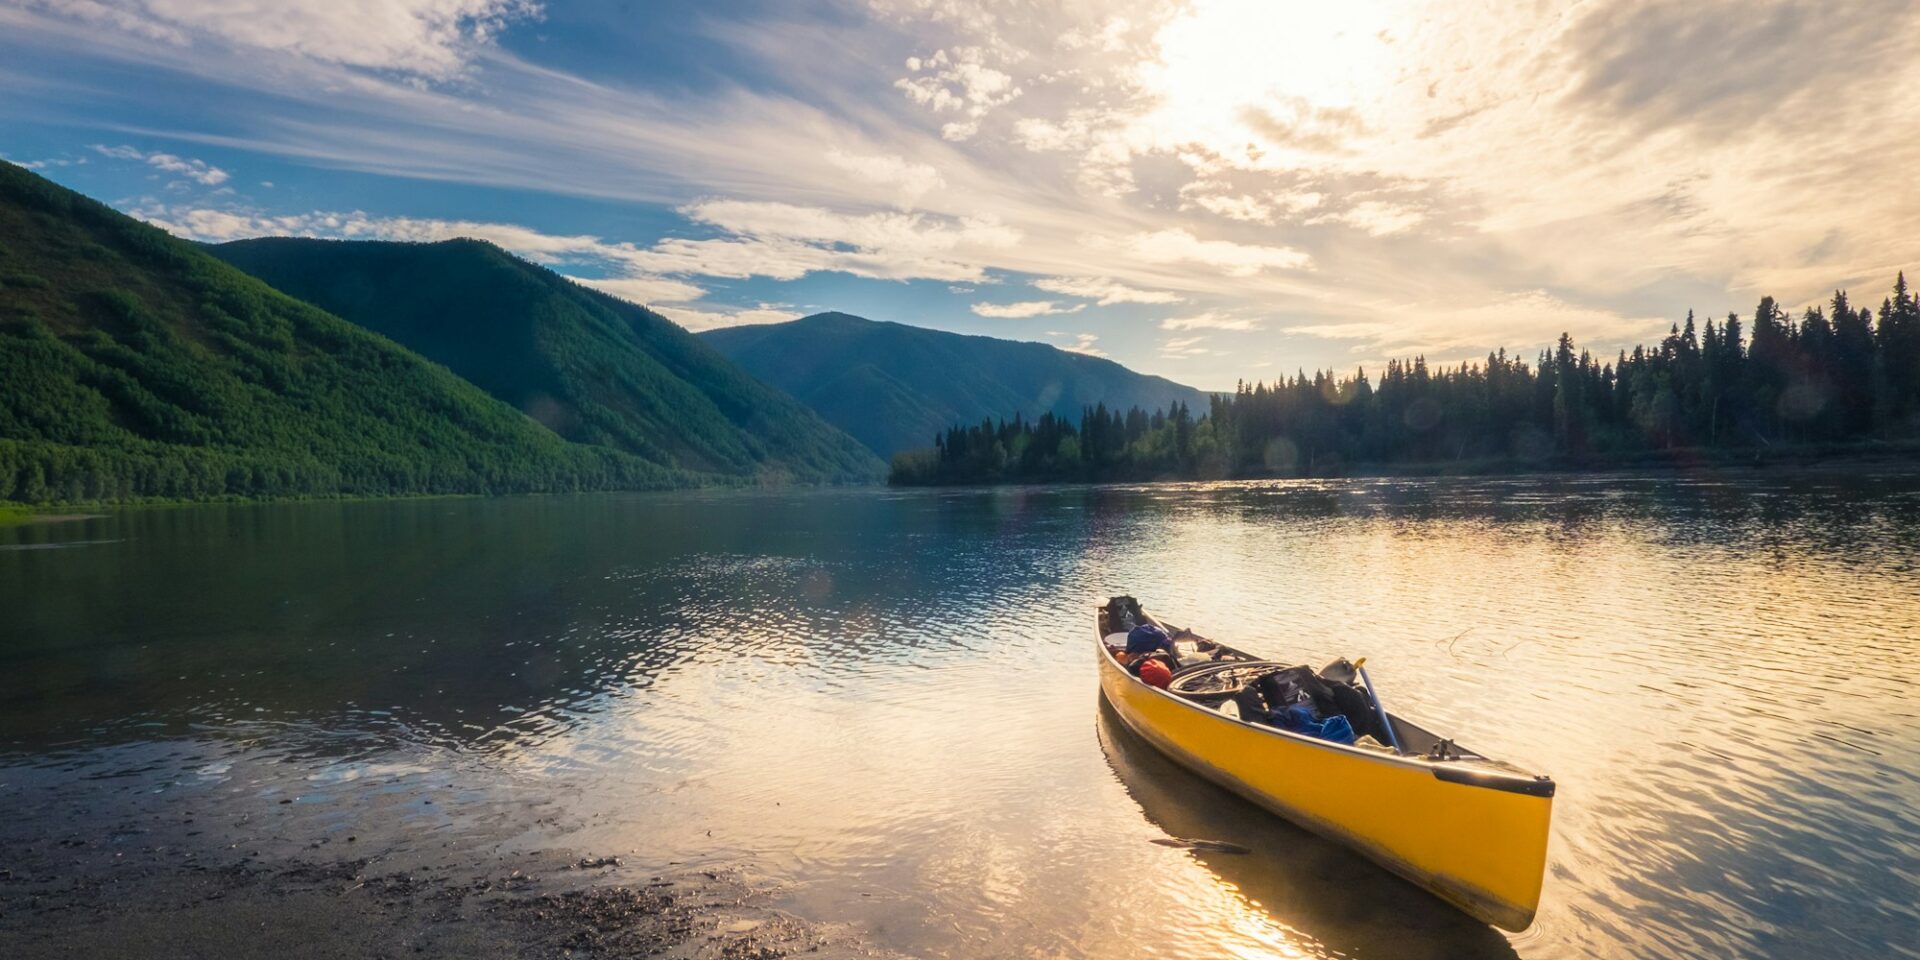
top-left (970, 300), bottom-right (1085, 318)
top-left (145, 152), bottom-right (230, 185)
top-left (895, 46), bottom-right (1022, 140)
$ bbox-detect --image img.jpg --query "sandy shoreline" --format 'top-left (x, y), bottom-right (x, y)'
top-left (0, 745), bottom-right (891, 960)
top-left (0, 836), bottom-right (886, 960)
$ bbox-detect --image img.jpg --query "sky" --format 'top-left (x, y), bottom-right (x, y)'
top-left (4, 0), bottom-right (1918, 392)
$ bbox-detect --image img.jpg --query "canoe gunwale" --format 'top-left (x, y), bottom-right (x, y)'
top-left (1102, 613), bottom-right (1552, 791)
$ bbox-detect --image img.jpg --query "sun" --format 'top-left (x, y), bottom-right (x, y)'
top-left (1136, 0), bottom-right (1402, 163)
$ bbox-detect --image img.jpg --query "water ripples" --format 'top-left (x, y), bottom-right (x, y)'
top-left (2, 474), bottom-right (1917, 958)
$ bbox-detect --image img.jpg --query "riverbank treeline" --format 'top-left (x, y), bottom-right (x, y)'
top-left (891, 277), bottom-right (1920, 484)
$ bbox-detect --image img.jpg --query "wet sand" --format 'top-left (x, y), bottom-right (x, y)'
top-left (0, 750), bottom-right (889, 960)
top-left (0, 829), bottom-right (890, 960)
top-left (1, 840), bottom-right (885, 960)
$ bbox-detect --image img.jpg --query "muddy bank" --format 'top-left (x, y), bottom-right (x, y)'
top-left (0, 742), bottom-right (891, 960)
top-left (0, 842), bottom-right (883, 960)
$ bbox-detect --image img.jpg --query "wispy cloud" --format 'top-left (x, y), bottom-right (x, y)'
top-left (92, 144), bottom-right (227, 185)
top-left (572, 276), bottom-right (707, 305)
top-left (825, 149), bottom-right (944, 209)
top-left (31, 0), bottom-right (539, 81)
top-left (12, 0), bottom-right (1920, 382)
top-left (1052, 332), bottom-right (1108, 357)
top-left (1308, 199), bottom-right (1423, 237)
top-left (1032, 276), bottom-right (1184, 305)
top-left (3, 154), bottom-right (84, 170)
top-left (1121, 229), bottom-right (1312, 276)
top-left (1285, 289), bottom-right (1667, 363)
top-left (651, 303), bottom-right (802, 333)
top-left (971, 300), bottom-right (1084, 318)
top-left (1160, 311), bottom-right (1262, 332)
top-left (132, 204), bottom-right (792, 330)
top-left (1159, 335), bottom-right (1214, 360)
top-left (667, 199), bottom-right (1021, 283)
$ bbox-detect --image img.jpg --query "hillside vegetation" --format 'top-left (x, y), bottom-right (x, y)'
top-left (212, 239), bottom-right (883, 484)
top-left (0, 161), bottom-right (686, 503)
top-left (700, 312), bottom-right (1210, 458)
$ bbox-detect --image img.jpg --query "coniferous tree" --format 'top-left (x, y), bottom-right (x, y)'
top-left (891, 272), bottom-right (1920, 486)
top-left (1876, 273), bottom-right (1920, 432)
top-left (1833, 292), bottom-right (1876, 435)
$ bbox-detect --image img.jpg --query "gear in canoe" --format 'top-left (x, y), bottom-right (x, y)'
top-left (1096, 595), bottom-right (1555, 932)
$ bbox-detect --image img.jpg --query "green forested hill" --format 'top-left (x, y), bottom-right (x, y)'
top-left (0, 161), bottom-right (697, 503)
top-left (210, 238), bottom-right (883, 484)
top-left (701, 312), bottom-right (1211, 457)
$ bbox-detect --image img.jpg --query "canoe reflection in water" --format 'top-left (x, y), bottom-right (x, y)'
top-left (1096, 698), bottom-right (1522, 960)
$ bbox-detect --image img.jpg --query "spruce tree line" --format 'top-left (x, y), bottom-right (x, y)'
top-left (892, 276), bottom-right (1920, 485)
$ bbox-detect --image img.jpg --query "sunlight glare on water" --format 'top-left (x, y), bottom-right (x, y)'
top-left (2, 473), bottom-right (1917, 959)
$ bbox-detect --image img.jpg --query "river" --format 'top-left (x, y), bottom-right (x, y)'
top-left (3, 472), bottom-right (1917, 958)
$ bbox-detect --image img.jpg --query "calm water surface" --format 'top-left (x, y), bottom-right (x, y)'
top-left (3, 474), bottom-right (1918, 958)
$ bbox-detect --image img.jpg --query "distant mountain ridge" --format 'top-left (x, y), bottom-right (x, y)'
top-left (701, 312), bottom-right (1211, 457)
top-left (210, 238), bottom-right (883, 484)
top-left (0, 161), bottom-right (680, 503)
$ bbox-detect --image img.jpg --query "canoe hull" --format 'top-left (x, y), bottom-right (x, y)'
top-left (1098, 635), bottom-right (1551, 931)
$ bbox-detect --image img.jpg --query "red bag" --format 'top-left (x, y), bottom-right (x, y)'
top-left (1139, 659), bottom-right (1173, 690)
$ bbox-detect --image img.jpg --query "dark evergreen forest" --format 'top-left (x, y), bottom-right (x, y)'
top-left (893, 278), bottom-right (1920, 485)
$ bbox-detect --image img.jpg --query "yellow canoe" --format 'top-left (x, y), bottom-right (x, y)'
top-left (1098, 598), bottom-right (1554, 931)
